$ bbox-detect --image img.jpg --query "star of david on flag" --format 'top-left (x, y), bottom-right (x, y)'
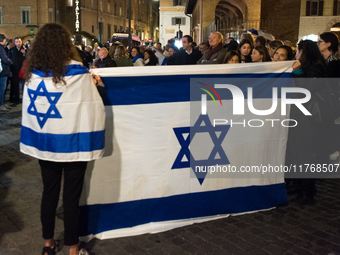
top-left (27, 80), bottom-right (63, 129)
top-left (172, 114), bottom-right (230, 185)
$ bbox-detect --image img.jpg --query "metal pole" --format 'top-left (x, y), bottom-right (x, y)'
top-left (128, 0), bottom-right (132, 48)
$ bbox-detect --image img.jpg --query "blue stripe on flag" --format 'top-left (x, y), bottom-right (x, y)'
top-left (102, 73), bottom-right (293, 106)
top-left (79, 183), bottom-right (287, 236)
top-left (21, 126), bottom-right (105, 153)
top-left (33, 64), bottom-right (89, 78)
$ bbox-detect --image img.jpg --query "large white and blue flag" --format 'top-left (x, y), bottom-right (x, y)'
top-left (79, 61), bottom-right (293, 240)
top-left (20, 60), bottom-right (106, 162)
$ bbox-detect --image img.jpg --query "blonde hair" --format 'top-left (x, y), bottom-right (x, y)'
top-left (108, 42), bottom-right (122, 58)
top-left (114, 45), bottom-right (127, 60)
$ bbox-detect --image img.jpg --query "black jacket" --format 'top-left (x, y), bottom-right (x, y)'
top-left (169, 48), bottom-right (202, 65)
top-left (85, 52), bottom-right (93, 66)
top-left (8, 46), bottom-right (26, 74)
top-left (0, 44), bottom-right (13, 77)
top-left (76, 47), bottom-right (89, 68)
top-left (328, 59), bottom-right (340, 78)
top-left (95, 56), bottom-right (117, 68)
top-left (166, 55), bottom-right (176, 65)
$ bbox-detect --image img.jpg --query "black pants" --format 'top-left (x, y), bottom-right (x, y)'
top-left (39, 160), bottom-right (87, 246)
top-left (10, 75), bottom-right (20, 103)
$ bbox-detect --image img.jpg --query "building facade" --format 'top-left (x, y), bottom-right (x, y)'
top-left (299, 0), bottom-right (340, 41)
top-left (80, 0), bottom-right (159, 45)
top-left (159, 0), bottom-right (191, 47)
top-left (0, 0), bottom-right (159, 45)
top-left (187, 0), bottom-right (301, 44)
top-left (189, 0), bottom-right (262, 44)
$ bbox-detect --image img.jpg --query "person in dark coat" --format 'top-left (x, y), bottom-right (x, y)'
top-left (75, 43), bottom-right (88, 68)
top-left (8, 37), bottom-right (26, 104)
top-left (168, 35), bottom-right (202, 65)
top-left (85, 46), bottom-right (94, 67)
top-left (286, 40), bottom-right (329, 205)
top-left (166, 46), bottom-right (179, 65)
top-left (94, 48), bottom-right (117, 68)
top-left (0, 34), bottom-right (13, 110)
top-left (197, 32), bottom-right (227, 64)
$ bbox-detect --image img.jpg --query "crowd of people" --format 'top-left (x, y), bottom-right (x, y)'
top-left (0, 35), bottom-right (28, 110)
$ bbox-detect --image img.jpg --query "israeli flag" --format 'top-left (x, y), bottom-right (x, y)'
top-left (79, 62), bottom-right (293, 241)
top-left (20, 60), bottom-right (106, 162)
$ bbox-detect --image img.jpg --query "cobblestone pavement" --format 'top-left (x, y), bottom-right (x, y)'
top-left (1, 103), bottom-right (340, 255)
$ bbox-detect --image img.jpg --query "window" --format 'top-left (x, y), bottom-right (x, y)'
top-left (108, 0), bottom-right (111, 13)
top-left (173, 0), bottom-right (184, 6)
top-left (100, 0), bottom-right (103, 12)
top-left (0, 7), bottom-right (3, 24)
top-left (120, 6), bottom-right (122, 16)
top-left (67, 0), bottom-right (73, 7)
top-left (114, 25), bottom-right (117, 33)
top-left (108, 24), bottom-right (111, 40)
top-left (334, 0), bottom-right (340, 15)
top-left (92, 25), bottom-right (94, 33)
top-left (171, 17), bottom-right (186, 25)
top-left (21, 6), bottom-right (31, 24)
top-left (114, 3), bottom-right (117, 15)
top-left (48, 8), bottom-right (53, 23)
top-left (91, 0), bottom-right (94, 9)
top-left (306, 0), bottom-right (323, 16)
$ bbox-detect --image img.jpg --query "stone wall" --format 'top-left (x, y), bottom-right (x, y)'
top-left (261, 0), bottom-right (301, 44)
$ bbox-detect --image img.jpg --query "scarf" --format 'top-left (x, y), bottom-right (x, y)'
top-left (133, 54), bottom-right (143, 64)
top-left (206, 43), bottom-right (223, 60)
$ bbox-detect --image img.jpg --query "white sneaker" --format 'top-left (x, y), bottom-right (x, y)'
top-left (330, 151), bottom-right (340, 161)
top-left (79, 248), bottom-right (89, 255)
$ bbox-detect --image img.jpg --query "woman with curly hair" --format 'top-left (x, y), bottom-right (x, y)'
top-left (108, 41), bottom-right (121, 59)
top-left (21, 23), bottom-right (105, 255)
top-left (114, 45), bottom-right (133, 67)
top-left (272, 45), bottom-right (294, 61)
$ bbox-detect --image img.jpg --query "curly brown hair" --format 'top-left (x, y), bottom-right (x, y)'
top-left (24, 23), bottom-right (81, 85)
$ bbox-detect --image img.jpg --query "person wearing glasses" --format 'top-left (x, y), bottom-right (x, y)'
top-left (317, 32), bottom-right (339, 63)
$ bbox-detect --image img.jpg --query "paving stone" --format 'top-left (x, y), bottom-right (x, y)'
top-left (245, 248), bottom-right (270, 255)
top-left (233, 240), bottom-right (256, 252)
top-left (221, 242), bottom-right (246, 254)
top-left (210, 249), bottom-right (233, 255)
top-left (262, 244), bottom-right (285, 255)
top-left (288, 245), bottom-right (314, 255)
top-left (329, 244), bottom-right (340, 254)
top-left (171, 236), bottom-right (188, 246)
top-left (180, 242), bottom-right (200, 253)
top-left (123, 243), bottom-right (145, 254)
